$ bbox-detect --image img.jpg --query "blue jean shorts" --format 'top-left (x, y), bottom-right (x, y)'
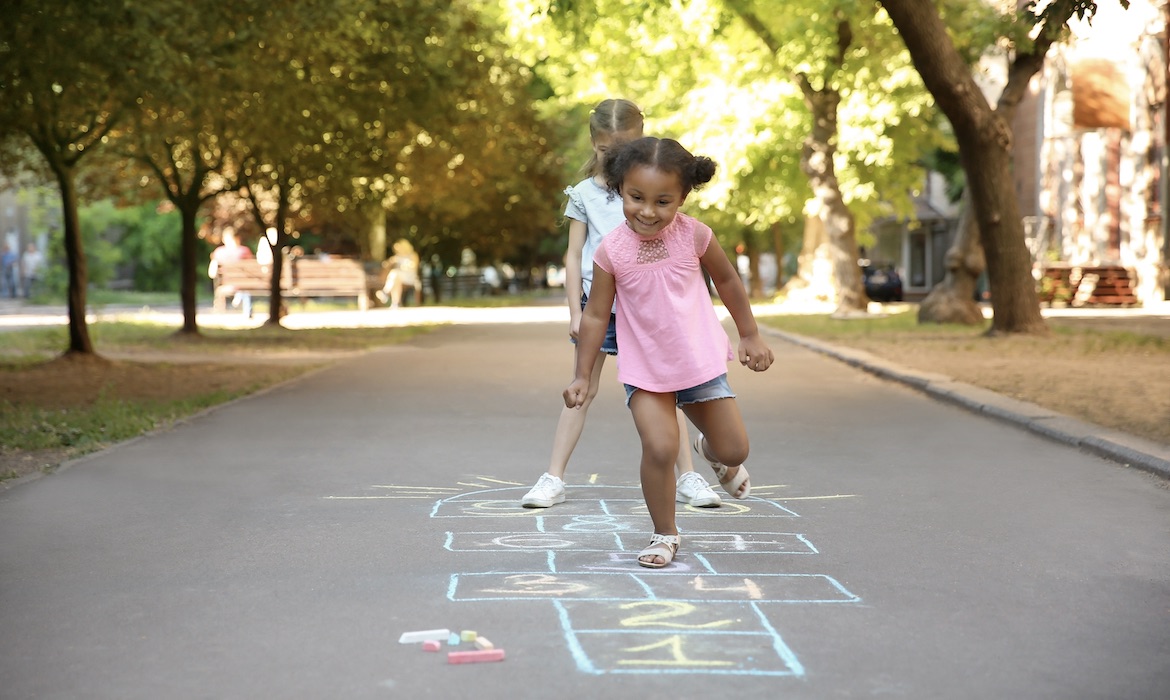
top-left (623, 373), bottom-right (736, 408)
top-left (571, 293), bottom-right (618, 356)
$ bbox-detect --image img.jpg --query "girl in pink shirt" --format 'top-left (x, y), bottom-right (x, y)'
top-left (564, 137), bottom-right (775, 569)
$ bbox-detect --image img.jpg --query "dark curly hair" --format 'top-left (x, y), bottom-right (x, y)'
top-left (602, 137), bottom-right (717, 198)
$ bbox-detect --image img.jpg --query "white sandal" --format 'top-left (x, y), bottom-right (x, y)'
top-left (693, 434), bottom-right (751, 499)
top-left (638, 533), bottom-right (681, 569)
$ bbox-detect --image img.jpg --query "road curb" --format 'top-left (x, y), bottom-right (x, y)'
top-left (767, 328), bottom-right (1170, 481)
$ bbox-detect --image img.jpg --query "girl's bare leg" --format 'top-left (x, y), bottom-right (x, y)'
top-left (629, 389), bottom-right (681, 562)
top-left (674, 408), bottom-right (696, 475)
top-left (681, 398), bottom-right (750, 492)
top-left (545, 351), bottom-right (607, 479)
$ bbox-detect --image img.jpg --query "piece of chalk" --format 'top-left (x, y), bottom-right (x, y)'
top-left (422, 640), bottom-right (441, 652)
top-left (398, 628), bottom-right (450, 644)
top-left (474, 637), bottom-right (494, 650)
top-left (460, 630), bottom-right (477, 642)
top-left (448, 632), bottom-right (461, 646)
top-left (448, 648), bottom-right (505, 664)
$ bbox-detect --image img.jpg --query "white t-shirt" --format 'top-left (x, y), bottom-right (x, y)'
top-left (563, 177), bottom-right (625, 299)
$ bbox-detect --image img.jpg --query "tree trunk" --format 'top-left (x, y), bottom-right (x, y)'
top-left (743, 236), bottom-right (763, 298)
top-left (967, 138), bottom-right (1047, 334)
top-left (177, 198), bottom-right (201, 335)
top-left (781, 211), bottom-right (833, 303)
top-left (368, 204), bottom-right (387, 263)
top-left (880, 0), bottom-right (1049, 335)
top-left (54, 164), bottom-right (95, 355)
top-left (794, 18), bottom-right (867, 316)
top-left (800, 87), bottom-right (866, 315)
top-left (251, 181), bottom-right (291, 328)
top-left (918, 192), bottom-right (985, 325)
top-left (732, 9), bottom-right (865, 313)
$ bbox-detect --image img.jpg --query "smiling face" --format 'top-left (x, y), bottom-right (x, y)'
top-left (620, 164), bottom-right (686, 237)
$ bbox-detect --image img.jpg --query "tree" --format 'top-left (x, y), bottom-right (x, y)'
top-left (496, 0), bottom-right (947, 314)
top-left (118, 1), bottom-right (262, 335)
top-left (0, 1), bottom-right (145, 356)
top-left (877, 0), bottom-right (1130, 335)
top-left (227, 0), bottom-right (561, 324)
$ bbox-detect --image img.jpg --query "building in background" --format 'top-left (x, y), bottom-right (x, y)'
top-left (1013, 0), bottom-right (1168, 304)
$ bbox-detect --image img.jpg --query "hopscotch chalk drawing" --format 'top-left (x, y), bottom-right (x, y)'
top-left (327, 479), bottom-right (860, 676)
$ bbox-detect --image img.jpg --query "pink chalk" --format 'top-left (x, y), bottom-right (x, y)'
top-left (422, 640), bottom-right (441, 652)
top-left (447, 648), bottom-right (506, 664)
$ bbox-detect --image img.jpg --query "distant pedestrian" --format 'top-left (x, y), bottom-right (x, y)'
top-left (563, 136), bottom-right (774, 568)
top-left (209, 228), bottom-right (254, 316)
top-left (1, 244), bottom-right (17, 297)
top-left (19, 242), bottom-right (44, 299)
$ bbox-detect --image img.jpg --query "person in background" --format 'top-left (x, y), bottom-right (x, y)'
top-left (19, 242), bottom-right (44, 299)
top-left (378, 239), bottom-right (420, 308)
top-left (209, 228), bottom-right (254, 316)
top-left (1, 244), bottom-right (18, 298)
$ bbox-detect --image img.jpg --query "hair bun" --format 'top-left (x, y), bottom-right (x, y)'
top-left (691, 156), bottom-right (717, 187)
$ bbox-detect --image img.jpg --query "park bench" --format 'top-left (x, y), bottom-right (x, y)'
top-left (284, 256), bottom-right (369, 310)
top-left (212, 259), bottom-right (271, 312)
top-left (215, 257), bottom-right (369, 312)
top-left (1037, 263), bottom-right (1138, 307)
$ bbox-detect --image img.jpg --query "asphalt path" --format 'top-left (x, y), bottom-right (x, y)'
top-left (2, 317), bottom-right (1168, 699)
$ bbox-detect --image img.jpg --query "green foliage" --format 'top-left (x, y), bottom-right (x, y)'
top-left (118, 204), bottom-right (193, 292)
top-left (495, 0), bottom-right (950, 253)
top-left (25, 199), bottom-right (208, 297)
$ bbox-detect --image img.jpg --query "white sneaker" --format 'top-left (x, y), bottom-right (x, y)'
top-left (521, 473), bottom-right (565, 508)
top-left (675, 471), bottom-right (722, 508)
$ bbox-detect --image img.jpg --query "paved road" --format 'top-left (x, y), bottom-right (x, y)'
top-left (2, 318), bottom-right (1168, 699)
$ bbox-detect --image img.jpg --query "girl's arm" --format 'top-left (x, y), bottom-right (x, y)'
top-left (700, 242), bottom-right (775, 372)
top-left (564, 219), bottom-right (587, 338)
top-left (564, 264), bottom-right (616, 407)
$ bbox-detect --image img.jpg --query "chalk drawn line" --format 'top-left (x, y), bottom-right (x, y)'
top-left (554, 599), bottom-right (806, 677)
top-left (448, 571), bottom-right (860, 604)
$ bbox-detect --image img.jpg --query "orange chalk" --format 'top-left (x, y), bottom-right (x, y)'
top-left (447, 648), bottom-right (505, 664)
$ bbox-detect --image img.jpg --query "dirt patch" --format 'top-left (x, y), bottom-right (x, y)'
top-left (836, 330), bottom-right (1170, 445)
top-left (1, 354), bottom-right (305, 409)
top-left (0, 353), bottom-right (319, 485)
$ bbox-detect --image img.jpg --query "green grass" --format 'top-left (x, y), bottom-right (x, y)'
top-left (86, 290), bottom-right (179, 307)
top-left (0, 320), bottom-right (437, 360)
top-left (758, 307), bottom-right (990, 341)
top-left (757, 307), bottom-right (1170, 352)
top-left (0, 319), bottom-right (438, 480)
top-left (0, 383), bottom-right (275, 453)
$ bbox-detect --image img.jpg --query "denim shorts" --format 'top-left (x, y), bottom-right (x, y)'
top-left (623, 373), bottom-right (736, 408)
top-left (570, 294), bottom-right (618, 356)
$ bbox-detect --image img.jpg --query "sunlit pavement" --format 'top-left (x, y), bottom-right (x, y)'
top-left (3, 296), bottom-right (1170, 333)
top-left (0, 299), bottom-right (572, 331)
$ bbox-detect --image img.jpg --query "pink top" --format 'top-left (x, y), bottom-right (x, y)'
top-left (594, 213), bottom-right (733, 392)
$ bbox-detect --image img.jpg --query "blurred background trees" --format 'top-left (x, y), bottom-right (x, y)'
top-left (0, 0), bottom-right (1141, 351)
